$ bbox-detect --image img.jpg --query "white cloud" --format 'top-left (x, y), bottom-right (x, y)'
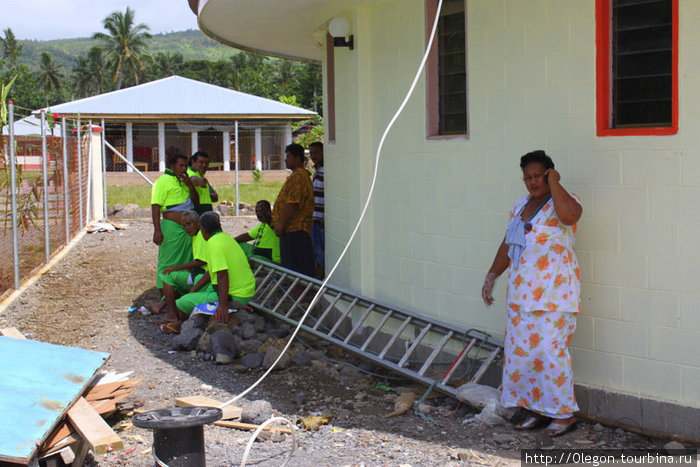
top-left (0, 0), bottom-right (198, 40)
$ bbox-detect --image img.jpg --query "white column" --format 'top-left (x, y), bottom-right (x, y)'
top-left (254, 127), bottom-right (262, 171)
top-left (126, 122), bottom-right (134, 173)
top-left (283, 122), bottom-right (292, 169)
top-left (90, 128), bottom-right (105, 221)
top-left (158, 122), bottom-right (166, 172)
top-left (191, 131), bottom-right (198, 154)
top-left (223, 131), bottom-right (231, 171)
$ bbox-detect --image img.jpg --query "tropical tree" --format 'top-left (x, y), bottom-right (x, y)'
top-left (72, 47), bottom-right (107, 97)
top-left (0, 28), bottom-right (22, 67)
top-left (150, 52), bottom-right (184, 79)
top-left (93, 7), bottom-right (152, 89)
top-left (37, 52), bottom-right (63, 102)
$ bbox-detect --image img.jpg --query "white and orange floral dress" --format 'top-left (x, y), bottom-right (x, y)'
top-left (501, 192), bottom-right (581, 419)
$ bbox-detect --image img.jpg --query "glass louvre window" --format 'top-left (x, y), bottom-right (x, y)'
top-left (437, 0), bottom-right (467, 135)
top-left (612, 0), bottom-right (672, 127)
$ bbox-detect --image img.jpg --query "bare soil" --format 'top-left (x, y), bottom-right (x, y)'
top-left (0, 220), bottom-right (671, 466)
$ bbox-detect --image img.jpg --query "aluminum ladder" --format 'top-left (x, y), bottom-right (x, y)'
top-left (248, 258), bottom-right (504, 399)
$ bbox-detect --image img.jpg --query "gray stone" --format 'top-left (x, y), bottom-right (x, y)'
top-left (593, 423), bottom-right (605, 432)
top-left (215, 353), bottom-right (233, 365)
top-left (291, 350), bottom-right (314, 367)
top-left (293, 391), bottom-right (306, 405)
top-left (123, 203), bottom-right (140, 214)
top-left (190, 314), bottom-right (210, 330)
top-left (240, 352), bottom-right (264, 369)
top-left (136, 208), bottom-right (150, 217)
top-left (239, 322), bottom-right (257, 340)
top-left (253, 314), bottom-right (266, 331)
top-left (493, 433), bottom-right (517, 444)
top-left (240, 400), bottom-right (273, 425)
top-left (664, 441), bottom-right (685, 451)
top-left (216, 204), bottom-right (232, 216)
top-left (262, 347), bottom-right (291, 370)
top-left (417, 403), bottom-right (433, 415)
top-left (455, 383), bottom-right (500, 409)
top-left (196, 332), bottom-right (211, 353)
top-left (339, 365), bottom-right (365, 383)
top-left (239, 339), bottom-right (263, 354)
top-left (210, 329), bottom-right (238, 358)
top-left (113, 203), bottom-right (123, 213)
top-left (171, 320), bottom-right (203, 351)
top-left (268, 327), bottom-right (290, 339)
top-left (233, 309), bottom-right (255, 323)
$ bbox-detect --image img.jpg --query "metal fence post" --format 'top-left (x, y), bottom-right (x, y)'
top-left (8, 102), bottom-right (20, 289)
top-left (40, 110), bottom-right (50, 264)
top-left (235, 120), bottom-right (239, 217)
top-left (101, 118), bottom-right (107, 219)
top-left (76, 117), bottom-right (84, 229)
top-left (86, 119), bottom-right (93, 224)
top-left (62, 116), bottom-right (70, 244)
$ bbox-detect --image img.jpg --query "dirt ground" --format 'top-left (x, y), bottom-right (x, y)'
top-left (0, 220), bottom-right (675, 466)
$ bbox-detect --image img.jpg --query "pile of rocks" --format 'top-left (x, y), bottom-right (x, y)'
top-left (169, 309), bottom-right (319, 371)
top-left (110, 203), bottom-right (150, 218)
top-left (214, 201), bottom-right (255, 217)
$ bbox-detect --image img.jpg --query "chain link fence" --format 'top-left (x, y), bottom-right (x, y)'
top-left (0, 105), bottom-right (90, 298)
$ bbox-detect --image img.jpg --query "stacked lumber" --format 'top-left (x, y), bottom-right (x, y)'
top-left (175, 396), bottom-right (292, 434)
top-left (0, 328), bottom-right (139, 466)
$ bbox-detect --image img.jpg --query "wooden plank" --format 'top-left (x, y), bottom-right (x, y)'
top-left (0, 327), bottom-right (26, 339)
top-left (85, 386), bottom-right (134, 402)
top-left (89, 391), bottom-right (133, 415)
top-left (67, 398), bottom-right (123, 455)
top-left (175, 396), bottom-right (242, 420)
top-left (41, 422), bottom-right (72, 451)
top-left (84, 381), bottom-right (124, 400)
top-left (214, 420), bottom-right (292, 434)
top-left (41, 434), bottom-right (79, 457)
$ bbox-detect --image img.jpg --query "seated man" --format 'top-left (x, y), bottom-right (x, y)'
top-left (234, 200), bottom-right (280, 263)
top-left (162, 211), bottom-right (256, 332)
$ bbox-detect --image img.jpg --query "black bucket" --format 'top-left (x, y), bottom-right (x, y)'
top-left (132, 406), bottom-right (222, 467)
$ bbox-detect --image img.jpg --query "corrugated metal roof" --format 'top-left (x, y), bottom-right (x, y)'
top-left (44, 76), bottom-right (316, 119)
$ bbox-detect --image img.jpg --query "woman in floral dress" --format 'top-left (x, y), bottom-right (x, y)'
top-left (481, 150), bottom-right (582, 436)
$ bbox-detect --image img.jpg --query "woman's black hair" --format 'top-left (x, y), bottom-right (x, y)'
top-left (285, 143), bottom-right (305, 161)
top-left (189, 151), bottom-right (210, 167)
top-left (168, 153), bottom-right (188, 167)
top-left (256, 200), bottom-right (272, 224)
top-left (520, 150), bottom-right (554, 171)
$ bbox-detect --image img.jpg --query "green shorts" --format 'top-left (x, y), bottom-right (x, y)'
top-left (176, 284), bottom-right (218, 316)
top-left (161, 271), bottom-right (204, 295)
top-left (156, 219), bottom-right (193, 289)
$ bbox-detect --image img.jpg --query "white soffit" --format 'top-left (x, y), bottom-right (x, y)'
top-left (197, 0), bottom-right (325, 63)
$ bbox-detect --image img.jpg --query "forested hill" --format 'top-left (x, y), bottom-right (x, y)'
top-left (18, 29), bottom-right (237, 70)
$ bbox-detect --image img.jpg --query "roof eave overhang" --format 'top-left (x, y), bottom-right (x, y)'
top-left (49, 114), bottom-right (315, 120)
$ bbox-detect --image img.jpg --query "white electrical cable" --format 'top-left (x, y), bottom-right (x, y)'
top-left (239, 416), bottom-right (297, 467)
top-left (221, 2), bottom-right (444, 459)
top-left (219, 0), bottom-right (444, 410)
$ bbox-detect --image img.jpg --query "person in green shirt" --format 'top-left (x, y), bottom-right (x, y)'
top-left (151, 153), bottom-right (199, 292)
top-left (235, 200), bottom-right (280, 263)
top-left (187, 151), bottom-right (219, 215)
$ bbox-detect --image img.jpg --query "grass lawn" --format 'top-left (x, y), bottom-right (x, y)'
top-left (107, 182), bottom-right (283, 209)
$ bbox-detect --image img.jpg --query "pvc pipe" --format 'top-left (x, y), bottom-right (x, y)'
top-left (62, 116), bottom-right (69, 244)
top-left (76, 118), bottom-right (84, 229)
top-left (105, 140), bottom-right (153, 186)
top-left (235, 120), bottom-right (239, 216)
top-left (101, 118), bottom-right (107, 219)
top-left (86, 119), bottom-right (93, 224)
top-left (40, 110), bottom-right (50, 264)
top-left (8, 102), bottom-right (19, 289)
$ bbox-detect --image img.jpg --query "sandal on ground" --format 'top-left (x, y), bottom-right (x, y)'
top-left (514, 413), bottom-right (550, 430)
top-left (160, 322), bottom-right (181, 334)
top-left (545, 417), bottom-right (577, 437)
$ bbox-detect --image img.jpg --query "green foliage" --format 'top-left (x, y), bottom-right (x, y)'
top-left (252, 168), bottom-right (262, 184)
top-left (294, 117), bottom-right (324, 149)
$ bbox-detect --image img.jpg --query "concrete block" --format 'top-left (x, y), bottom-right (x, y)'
top-left (505, 0), bottom-right (547, 27)
top-left (621, 150), bottom-right (681, 186)
top-left (591, 186), bottom-right (648, 219)
top-left (526, 21), bottom-right (569, 56)
top-left (575, 217), bottom-right (619, 252)
top-left (650, 186), bottom-right (700, 222)
top-left (505, 119), bottom-right (549, 152)
top-left (591, 251), bottom-right (647, 288)
top-left (469, 0), bottom-right (505, 33)
top-left (526, 87), bottom-right (570, 120)
top-left (594, 318), bottom-right (648, 358)
top-left (679, 294), bottom-right (700, 331)
top-left (648, 327), bottom-right (700, 367)
top-left (681, 367), bottom-right (700, 409)
top-left (649, 256), bottom-right (700, 294)
top-left (505, 56), bottom-right (547, 90)
top-left (572, 348), bottom-right (624, 389)
top-left (547, 51), bottom-right (594, 87)
top-left (488, 27), bottom-right (526, 60)
top-left (620, 289), bottom-right (679, 328)
top-left (580, 284), bottom-right (620, 319)
top-left (570, 151), bottom-right (621, 185)
top-left (678, 222), bottom-right (700, 259)
top-left (547, 0), bottom-right (592, 20)
top-left (488, 89), bottom-right (527, 122)
top-left (569, 15), bottom-right (595, 52)
top-left (623, 357), bottom-right (681, 400)
top-left (424, 262), bottom-right (453, 293)
top-left (620, 220), bottom-right (677, 256)
top-left (569, 84), bottom-right (596, 118)
top-left (641, 399), bottom-right (681, 435)
top-left (548, 118), bottom-right (595, 152)
top-left (583, 385), bottom-right (642, 427)
top-left (570, 314), bottom-right (593, 350)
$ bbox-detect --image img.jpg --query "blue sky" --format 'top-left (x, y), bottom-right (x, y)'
top-left (0, 0), bottom-right (199, 40)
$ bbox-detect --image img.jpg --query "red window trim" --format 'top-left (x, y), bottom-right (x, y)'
top-left (595, 0), bottom-right (678, 136)
top-left (326, 33), bottom-right (336, 144)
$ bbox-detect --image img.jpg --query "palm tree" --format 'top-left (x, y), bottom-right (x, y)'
top-left (151, 52), bottom-right (184, 78)
top-left (93, 7), bottom-right (152, 89)
top-left (72, 47), bottom-right (106, 97)
top-left (0, 28), bottom-right (22, 66)
top-left (37, 52), bottom-right (62, 103)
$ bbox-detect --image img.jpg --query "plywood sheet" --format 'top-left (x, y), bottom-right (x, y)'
top-left (0, 337), bottom-right (109, 464)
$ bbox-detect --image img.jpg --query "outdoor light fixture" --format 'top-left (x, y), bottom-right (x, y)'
top-left (329, 17), bottom-right (354, 50)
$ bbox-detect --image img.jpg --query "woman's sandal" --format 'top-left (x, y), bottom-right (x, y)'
top-left (160, 322), bottom-right (181, 334)
top-left (545, 417), bottom-right (577, 437)
top-left (514, 413), bottom-right (550, 430)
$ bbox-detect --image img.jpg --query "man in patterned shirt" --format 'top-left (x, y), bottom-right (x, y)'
top-left (272, 143), bottom-right (314, 276)
top-left (309, 142), bottom-right (325, 278)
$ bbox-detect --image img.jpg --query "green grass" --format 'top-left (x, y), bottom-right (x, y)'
top-left (107, 182), bottom-right (282, 210)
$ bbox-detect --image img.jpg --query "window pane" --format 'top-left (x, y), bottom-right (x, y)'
top-left (438, 0), bottom-right (467, 135)
top-left (612, 0), bottom-right (672, 127)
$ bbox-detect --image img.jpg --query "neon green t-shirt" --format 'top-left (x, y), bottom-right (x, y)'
top-left (192, 230), bottom-right (208, 272)
top-left (151, 169), bottom-right (190, 208)
top-left (248, 223), bottom-right (280, 263)
top-left (187, 168), bottom-right (212, 205)
top-left (206, 231), bottom-right (255, 299)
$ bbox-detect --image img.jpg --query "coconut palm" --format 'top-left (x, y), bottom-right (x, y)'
top-left (72, 47), bottom-right (106, 97)
top-left (151, 52), bottom-right (184, 78)
top-left (93, 7), bottom-right (152, 89)
top-left (37, 52), bottom-right (62, 102)
top-left (0, 28), bottom-right (22, 66)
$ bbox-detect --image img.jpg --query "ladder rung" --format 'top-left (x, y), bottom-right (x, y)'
top-left (255, 268), bottom-right (275, 292)
top-left (378, 316), bottom-right (412, 360)
top-left (252, 263), bottom-right (265, 275)
top-left (312, 292), bottom-right (343, 331)
top-left (272, 277), bottom-right (299, 313)
top-left (343, 304), bottom-right (375, 344)
top-left (327, 298), bottom-right (358, 337)
top-left (285, 282), bottom-right (315, 317)
top-left (255, 274), bottom-right (278, 303)
top-left (360, 310), bottom-right (393, 352)
top-left (398, 323), bottom-right (433, 368)
top-left (418, 331), bottom-right (454, 376)
top-left (261, 272), bottom-right (287, 305)
top-left (442, 339), bottom-right (477, 385)
top-left (469, 347), bottom-right (501, 384)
